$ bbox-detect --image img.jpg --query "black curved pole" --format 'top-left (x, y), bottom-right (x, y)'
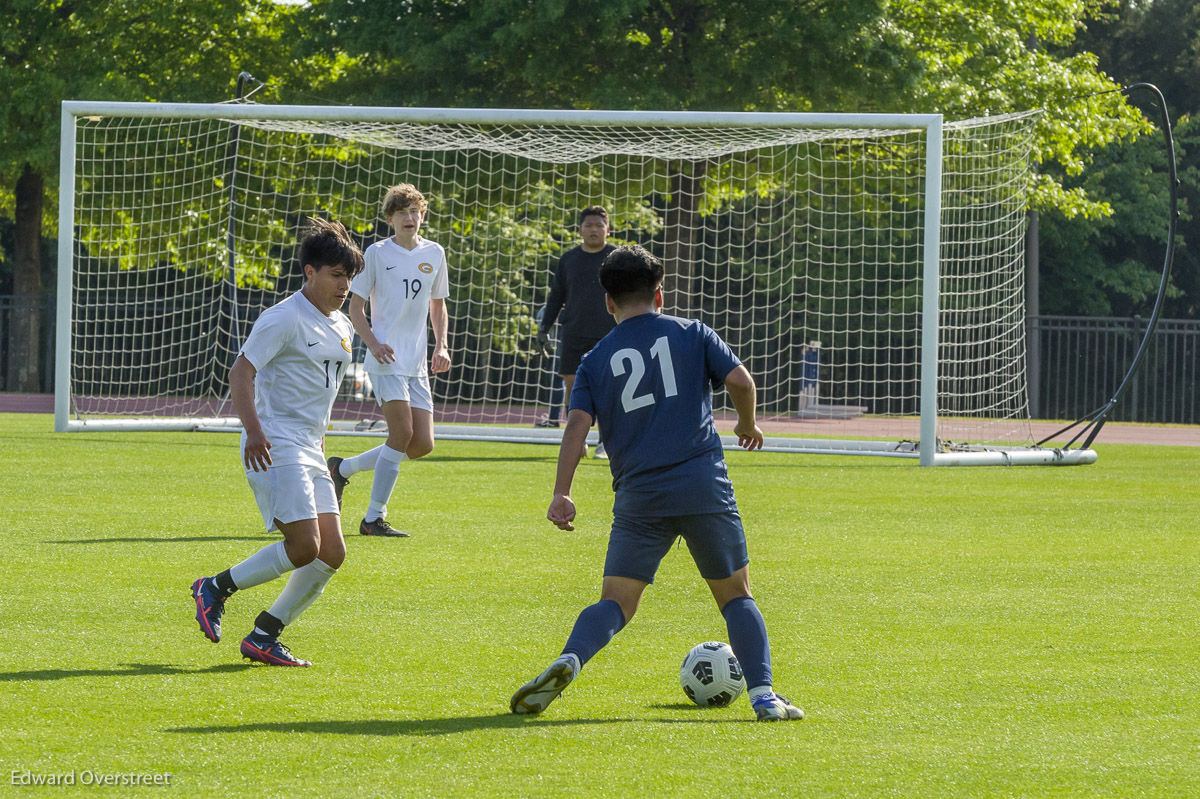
top-left (1037, 82), bottom-right (1179, 449)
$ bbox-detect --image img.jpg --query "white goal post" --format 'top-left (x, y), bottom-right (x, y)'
top-left (55, 100), bottom-right (1096, 466)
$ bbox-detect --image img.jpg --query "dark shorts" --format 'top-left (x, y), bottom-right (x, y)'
top-left (557, 335), bottom-right (603, 377)
top-left (604, 510), bottom-right (749, 584)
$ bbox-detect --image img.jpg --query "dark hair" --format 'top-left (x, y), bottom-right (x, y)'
top-left (579, 205), bottom-right (609, 227)
top-left (299, 217), bottom-right (364, 278)
top-left (598, 245), bottom-right (664, 306)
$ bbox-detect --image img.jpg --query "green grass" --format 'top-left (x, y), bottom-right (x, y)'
top-left (2, 412), bottom-right (1198, 797)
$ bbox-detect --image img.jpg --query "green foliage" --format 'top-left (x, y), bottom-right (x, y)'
top-left (889, 0), bottom-right (1148, 217)
top-left (302, 0), bottom-right (1145, 221)
top-left (0, 0), bottom-right (299, 182)
top-left (1035, 0), bottom-right (1200, 317)
top-left (0, 0), bottom-right (316, 295)
top-left (1075, 0), bottom-right (1200, 118)
top-left (301, 0), bottom-right (920, 112)
top-left (1039, 113), bottom-right (1199, 316)
top-left (2, 414), bottom-right (1200, 795)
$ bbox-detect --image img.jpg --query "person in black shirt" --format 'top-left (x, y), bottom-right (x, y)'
top-left (537, 206), bottom-right (616, 458)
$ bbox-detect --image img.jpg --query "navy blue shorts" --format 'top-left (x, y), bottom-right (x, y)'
top-left (604, 510), bottom-right (749, 584)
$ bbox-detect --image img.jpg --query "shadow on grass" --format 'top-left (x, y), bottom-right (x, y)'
top-left (0, 662), bottom-right (250, 682)
top-left (167, 711), bottom-right (745, 737)
top-left (424, 454), bottom-right (555, 463)
top-left (49, 535), bottom-right (266, 544)
top-left (645, 703), bottom-right (760, 722)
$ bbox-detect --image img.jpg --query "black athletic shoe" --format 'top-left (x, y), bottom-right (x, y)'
top-left (533, 415), bottom-right (560, 429)
top-left (360, 517), bottom-right (410, 538)
top-left (327, 456), bottom-right (348, 509)
top-left (191, 577), bottom-right (227, 643)
top-left (240, 634), bottom-right (312, 667)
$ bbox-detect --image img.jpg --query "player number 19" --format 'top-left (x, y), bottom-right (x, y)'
top-left (610, 336), bottom-right (678, 413)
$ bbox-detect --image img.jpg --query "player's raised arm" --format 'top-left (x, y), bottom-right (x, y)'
top-left (724, 365), bottom-right (764, 451)
top-left (230, 354), bottom-right (272, 471)
top-left (547, 408), bottom-right (592, 530)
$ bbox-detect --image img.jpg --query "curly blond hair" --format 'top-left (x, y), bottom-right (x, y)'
top-left (382, 183), bottom-right (428, 217)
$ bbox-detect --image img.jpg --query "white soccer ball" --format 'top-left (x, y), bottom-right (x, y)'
top-left (680, 641), bottom-right (745, 707)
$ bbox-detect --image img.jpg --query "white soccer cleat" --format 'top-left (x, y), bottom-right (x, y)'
top-left (751, 692), bottom-right (805, 722)
top-left (510, 656), bottom-right (578, 715)
top-left (592, 442), bottom-right (608, 459)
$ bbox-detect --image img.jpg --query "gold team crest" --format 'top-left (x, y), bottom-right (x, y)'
top-left (341, 338), bottom-right (352, 353)
top-left (418, 262), bottom-right (434, 274)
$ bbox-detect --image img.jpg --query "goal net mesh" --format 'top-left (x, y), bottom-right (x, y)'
top-left (66, 107), bottom-right (1039, 450)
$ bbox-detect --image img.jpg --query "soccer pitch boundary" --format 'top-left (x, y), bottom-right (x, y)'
top-left (2, 413), bottom-right (1199, 797)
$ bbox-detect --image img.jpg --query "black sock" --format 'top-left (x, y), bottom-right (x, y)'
top-left (252, 611), bottom-right (284, 640)
top-left (213, 570), bottom-right (237, 596)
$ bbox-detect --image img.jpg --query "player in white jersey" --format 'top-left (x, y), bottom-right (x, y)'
top-left (191, 218), bottom-right (364, 667)
top-left (327, 184), bottom-right (451, 538)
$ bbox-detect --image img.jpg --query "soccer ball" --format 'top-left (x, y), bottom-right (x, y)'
top-left (680, 641), bottom-right (745, 707)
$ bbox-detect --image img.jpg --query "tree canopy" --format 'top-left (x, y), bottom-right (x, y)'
top-left (2, 0), bottom-right (1192, 358)
top-left (1038, 0), bottom-right (1200, 316)
top-left (297, 0), bottom-right (1146, 218)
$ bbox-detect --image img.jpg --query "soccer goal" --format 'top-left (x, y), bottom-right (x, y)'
top-left (55, 101), bottom-right (1095, 466)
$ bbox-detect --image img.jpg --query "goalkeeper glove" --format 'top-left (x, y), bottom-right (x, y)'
top-left (536, 330), bottom-right (554, 358)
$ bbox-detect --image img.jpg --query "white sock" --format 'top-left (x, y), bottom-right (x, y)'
top-left (748, 685), bottom-right (775, 701)
top-left (228, 541), bottom-right (295, 590)
top-left (365, 445), bottom-right (407, 522)
top-left (267, 558), bottom-right (337, 626)
top-left (340, 445), bottom-right (385, 478)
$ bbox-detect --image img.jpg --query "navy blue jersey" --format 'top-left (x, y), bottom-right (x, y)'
top-left (569, 312), bottom-right (742, 516)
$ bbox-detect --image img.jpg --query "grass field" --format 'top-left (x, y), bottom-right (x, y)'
top-left (2, 412), bottom-right (1198, 797)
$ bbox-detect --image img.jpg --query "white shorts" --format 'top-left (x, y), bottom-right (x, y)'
top-left (372, 373), bottom-right (434, 412)
top-left (246, 462), bottom-right (339, 533)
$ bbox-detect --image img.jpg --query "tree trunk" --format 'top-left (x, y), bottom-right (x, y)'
top-left (662, 160), bottom-right (707, 316)
top-left (7, 164), bottom-right (45, 392)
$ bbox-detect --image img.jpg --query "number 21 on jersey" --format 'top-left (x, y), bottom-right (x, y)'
top-left (610, 336), bottom-right (677, 413)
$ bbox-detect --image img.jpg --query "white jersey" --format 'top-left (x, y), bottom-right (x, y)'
top-left (238, 291), bottom-right (355, 469)
top-left (351, 236), bottom-right (450, 377)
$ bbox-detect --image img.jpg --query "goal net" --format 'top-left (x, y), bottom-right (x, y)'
top-left (56, 102), bottom-right (1095, 466)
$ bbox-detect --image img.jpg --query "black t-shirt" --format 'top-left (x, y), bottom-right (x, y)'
top-left (541, 244), bottom-right (617, 341)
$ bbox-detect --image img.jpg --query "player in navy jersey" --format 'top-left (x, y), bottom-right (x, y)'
top-left (190, 218), bottom-right (364, 666)
top-left (510, 244), bottom-right (804, 721)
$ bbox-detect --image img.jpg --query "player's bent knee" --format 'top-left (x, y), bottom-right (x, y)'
top-left (407, 441), bottom-right (433, 460)
top-left (286, 545), bottom-right (318, 568)
top-left (283, 536), bottom-right (321, 568)
top-left (317, 535), bottom-right (347, 568)
top-left (386, 435), bottom-right (413, 452)
top-left (321, 546), bottom-right (346, 570)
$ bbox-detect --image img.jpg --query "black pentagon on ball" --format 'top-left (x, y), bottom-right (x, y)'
top-left (701, 642), bottom-right (724, 652)
top-left (684, 685), bottom-right (696, 702)
top-left (728, 657), bottom-right (743, 681)
top-left (707, 691), bottom-right (733, 707)
top-left (691, 660), bottom-right (715, 685)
